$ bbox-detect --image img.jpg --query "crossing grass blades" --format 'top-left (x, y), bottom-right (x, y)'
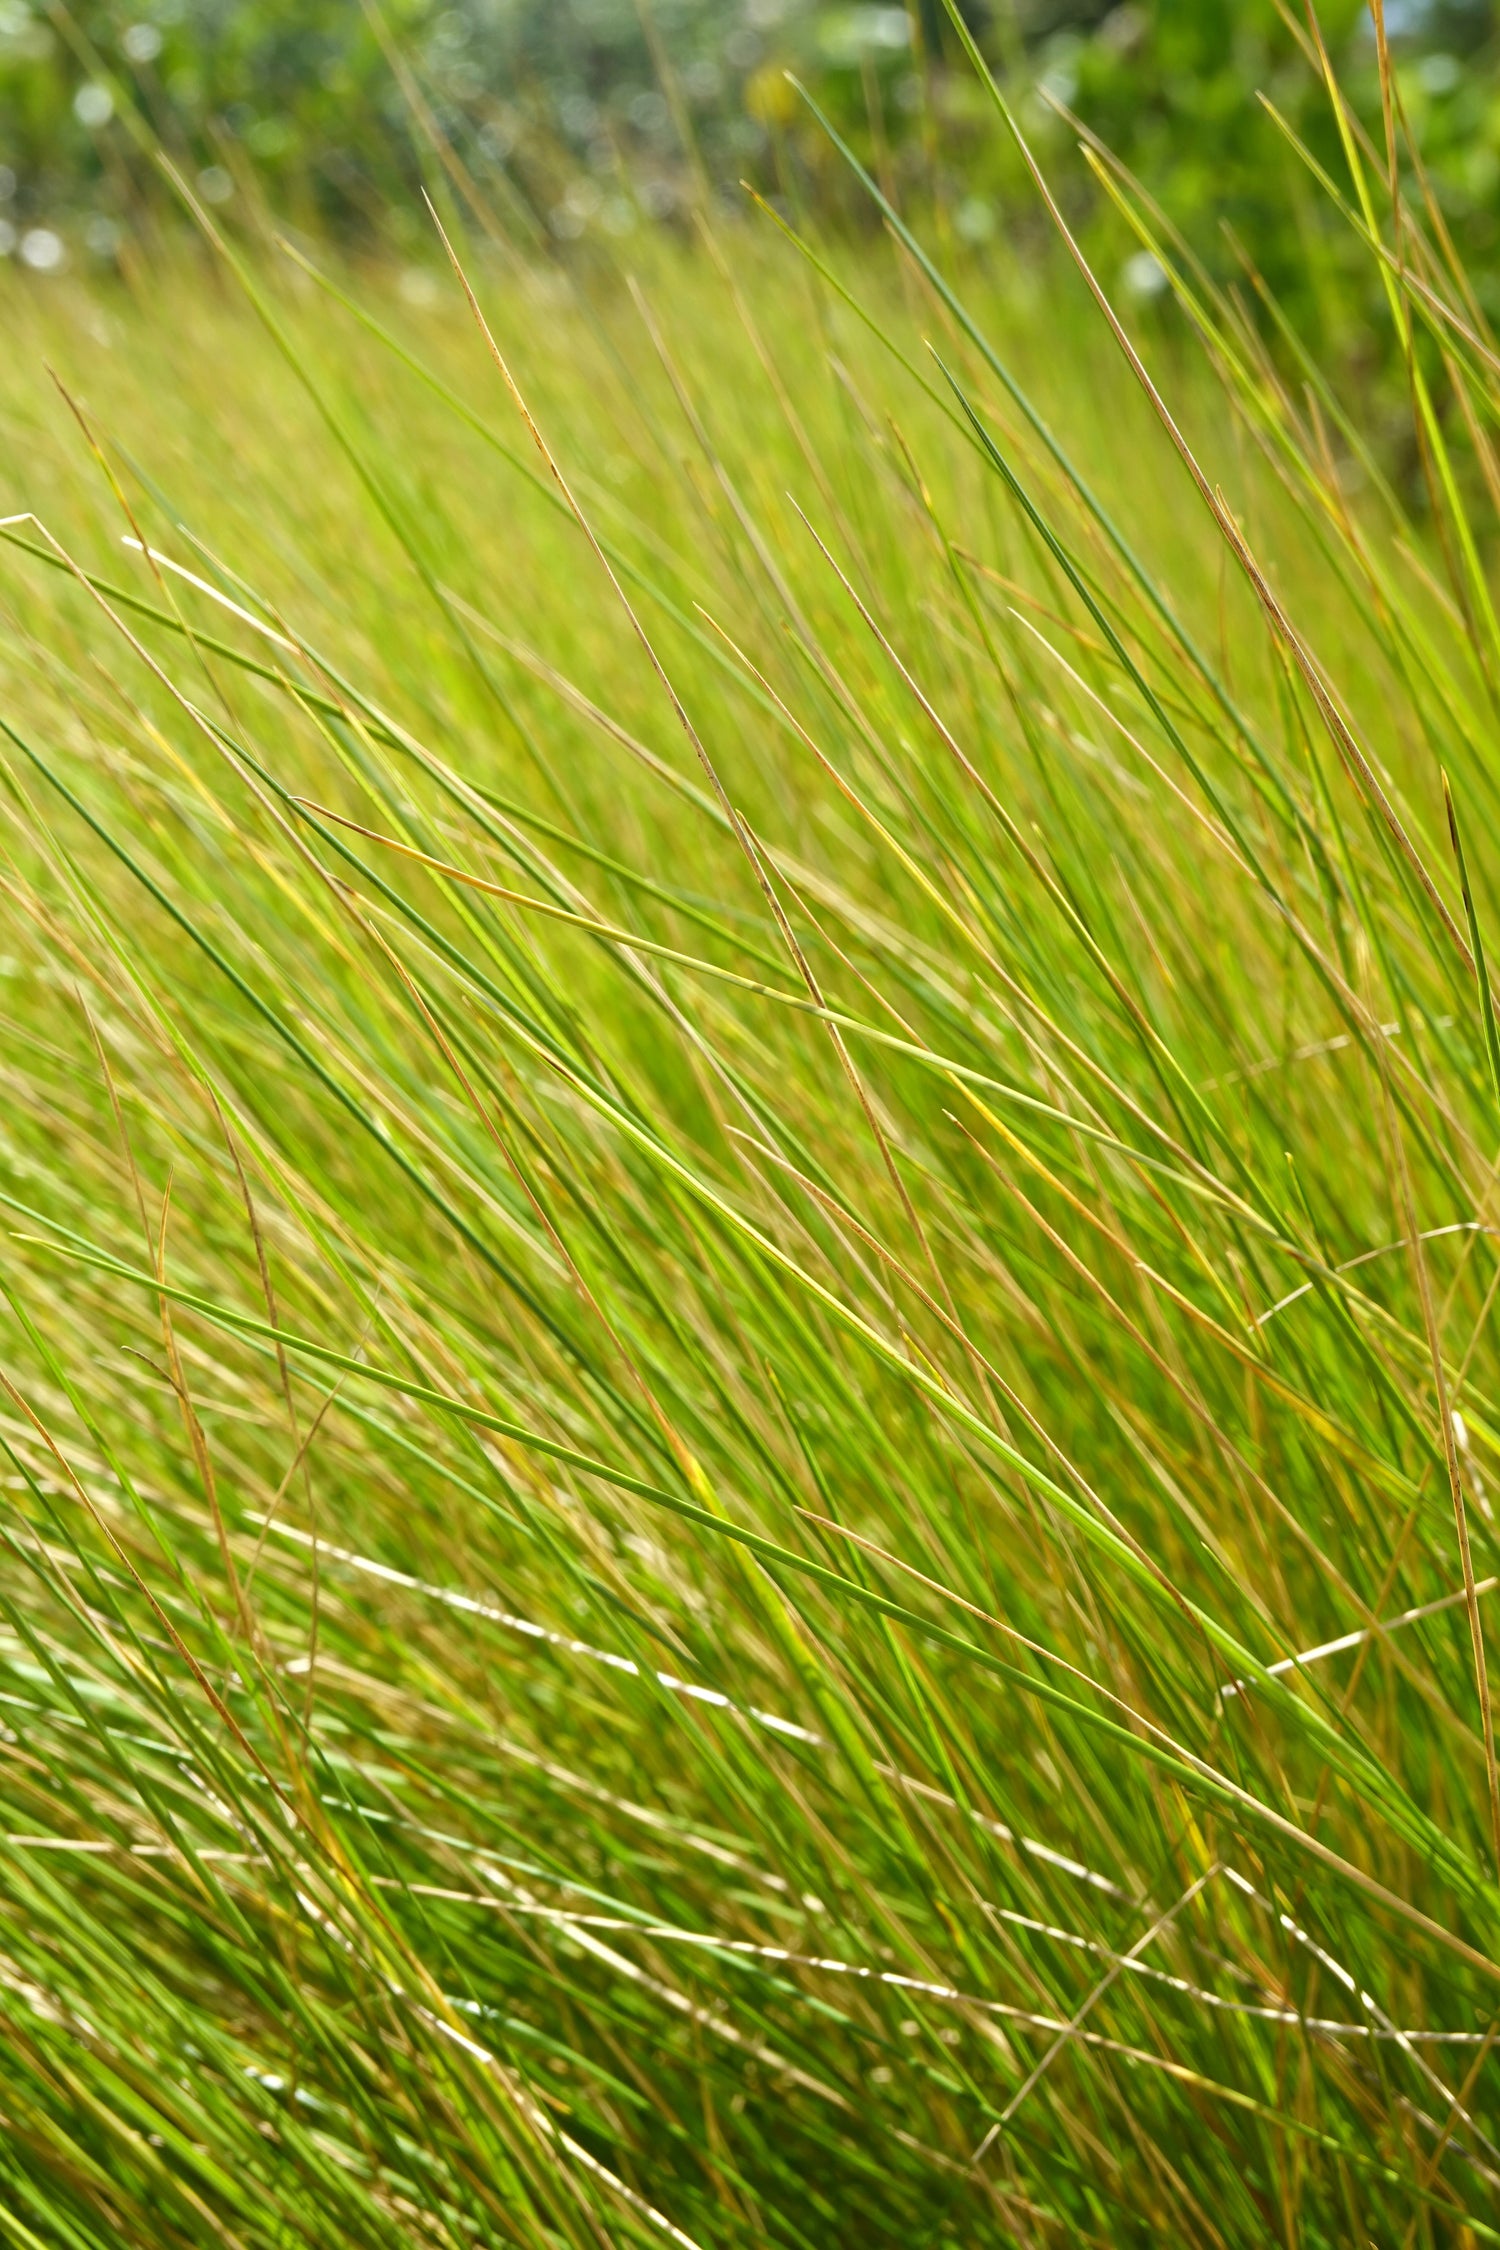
top-left (2, 8), bottom-right (1500, 2243)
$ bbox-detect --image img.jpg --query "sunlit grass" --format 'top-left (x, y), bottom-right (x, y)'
top-left (2, 38), bottom-right (1500, 2243)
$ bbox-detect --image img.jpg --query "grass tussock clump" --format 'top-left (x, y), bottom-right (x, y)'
top-left (4, 32), bottom-right (1500, 2249)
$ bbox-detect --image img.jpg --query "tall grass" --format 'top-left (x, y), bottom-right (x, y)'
top-left (2, 29), bottom-right (1500, 2243)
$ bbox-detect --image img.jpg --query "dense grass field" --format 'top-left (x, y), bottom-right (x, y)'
top-left (4, 49), bottom-right (1500, 2245)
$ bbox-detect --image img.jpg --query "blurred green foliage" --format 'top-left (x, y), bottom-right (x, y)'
top-left (0, 0), bottom-right (1496, 320)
